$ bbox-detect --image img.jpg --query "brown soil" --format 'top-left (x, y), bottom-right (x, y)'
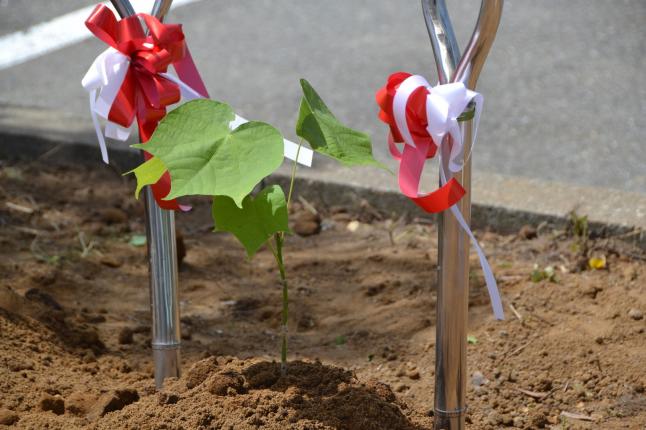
top-left (0, 161), bottom-right (645, 429)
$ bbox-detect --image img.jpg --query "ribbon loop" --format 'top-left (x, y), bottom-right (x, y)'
top-left (82, 4), bottom-right (210, 211)
top-left (376, 73), bottom-right (486, 211)
top-left (376, 72), bottom-right (503, 320)
top-left (82, 4), bottom-right (209, 149)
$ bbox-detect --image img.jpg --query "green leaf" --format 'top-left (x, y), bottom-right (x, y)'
top-left (128, 234), bottom-right (147, 247)
top-left (128, 157), bottom-right (166, 199)
top-left (211, 185), bottom-right (289, 258)
top-left (467, 335), bottom-right (478, 345)
top-left (296, 79), bottom-right (386, 169)
top-left (132, 99), bottom-right (284, 207)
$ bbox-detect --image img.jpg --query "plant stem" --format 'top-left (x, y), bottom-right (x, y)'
top-left (273, 233), bottom-right (288, 375)
top-left (286, 139), bottom-right (303, 209)
top-left (275, 139), bottom-right (303, 376)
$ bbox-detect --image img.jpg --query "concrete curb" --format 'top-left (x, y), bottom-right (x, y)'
top-left (1, 104), bottom-right (644, 248)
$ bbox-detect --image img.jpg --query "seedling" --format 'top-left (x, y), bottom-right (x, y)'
top-left (568, 210), bottom-right (590, 255)
top-left (129, 79), bottom-right (383, 374)
top-left (568, 210), bottom-right (589, 240)
top-left (30, 238), bottom-right (61, 266)
top-left (530, 264), bottom-right (556, 283)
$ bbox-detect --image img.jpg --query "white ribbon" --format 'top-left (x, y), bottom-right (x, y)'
top-left (81, 47), bottom-right (131, 163)
top-left (82, 48), bottom-right (313, 166)
top-left (392, 75), bottom-right (483, 173)
top-left (393, 74), bottom-right (504, 320)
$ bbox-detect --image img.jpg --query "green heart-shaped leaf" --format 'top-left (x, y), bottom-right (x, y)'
top-left (296, 79), bottom-right (386, 169)
top-left (128, 156), bottom-right (166, 199)
top-left (132, 99), bottom-right (284, 207)
top-left (212, 185), bottom-right (289, 258)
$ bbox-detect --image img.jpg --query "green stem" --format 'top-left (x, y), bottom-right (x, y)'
top-left (273, 233), bottom-right (288, 375)
top-left (274, 139), bottom-right (303, 376)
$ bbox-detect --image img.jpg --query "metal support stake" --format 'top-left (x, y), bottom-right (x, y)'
top-left (110, 0), bottom-right (181, 389)
top-left (422, 1), bottom-right (503, 429)
top-left (143, 188), bottom-right (181, 389)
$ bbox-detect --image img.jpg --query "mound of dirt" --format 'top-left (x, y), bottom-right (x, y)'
top-left (0, 293), bottom-right (429, 429)
top-left (97, 357), bottom-right (430, 430)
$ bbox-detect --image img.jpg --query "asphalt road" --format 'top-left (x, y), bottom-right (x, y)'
top-left (1, 0), bottom-right (645, 194)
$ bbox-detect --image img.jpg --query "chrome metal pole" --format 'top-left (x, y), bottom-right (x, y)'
top-left (110, 0), bottom-right (182, 389)
top-left (424, 3), bottom-right (464, 427)
top-left (454, 1), bottom-right (504, 91)
top-left (144, 188), bottom-right (181, 389)
top-left (422, 0), bottom-right (459, 85)
top-left (150, 0), bottom-right (173, 21)
top-left (423, 1), bottom-right (503, 429)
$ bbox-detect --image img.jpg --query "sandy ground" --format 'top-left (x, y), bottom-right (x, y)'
top-left (0, 161), bottom-right (645, 429)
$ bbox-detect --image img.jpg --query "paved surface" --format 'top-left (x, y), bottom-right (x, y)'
top-left (0, 0), bottom-right (91, 36)
top-left (1, 0), bottom-right (645, 194)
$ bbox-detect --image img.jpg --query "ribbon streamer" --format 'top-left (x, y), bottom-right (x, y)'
top-left (377, 72), bottom-right (504, 320)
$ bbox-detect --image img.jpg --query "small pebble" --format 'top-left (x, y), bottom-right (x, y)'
top-left (99, 255), bottom-right (123, 268)
top-left (88, 389), bottom-right (139, 418)
top-left (347, 220), bottom-right (361, 232)
top-left (518, 224), bottom-right (537, 240)
top-left (508, 370), bottom-right (518, 383)
top-left (40, 394), bottom-right (65, 415)
top-left (157, 392), bottom-right (180, 405)
top-left (292, 211), bottom-right (321, 237)
top-left (628, 308), bottom-right (643, 320)
top-left (99, 207), bottom-right (128, 224)
top-left (501, 413), bottom-right (513, 426)
top-left (407, 370), bottom-right (421, 380)
top-left (487, 410), bottom-right (502, 425)
top-left (394, 383), bottom-right (409, 393)
top-left (471, 371), bottom-right (488, 387)
top-left (0, 409), bottom-right (19, 426)
top-left (118, 327), bottom-right (134, 345)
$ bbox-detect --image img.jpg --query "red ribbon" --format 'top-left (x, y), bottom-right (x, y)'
top-left (376, 72), bottom-right (465, 213)
top-left (85, 4), bottom-right (209, 211)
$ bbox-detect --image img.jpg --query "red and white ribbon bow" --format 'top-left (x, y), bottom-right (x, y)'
top-left (81, 4), bottom-right (209, 210)
top-left (82, 4), bottom-right (313, 210)
top-left (81, 4), bottom-right (210, 162)
top-left (377, 72), bottom-right (504, 319)
top-left (82, 44), bottom-right (208, 164)
top-left (81, 4), bottom-right (312, 211)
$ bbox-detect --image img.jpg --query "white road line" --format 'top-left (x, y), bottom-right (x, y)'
top-left (0, 0), bottom-right (203, 71)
